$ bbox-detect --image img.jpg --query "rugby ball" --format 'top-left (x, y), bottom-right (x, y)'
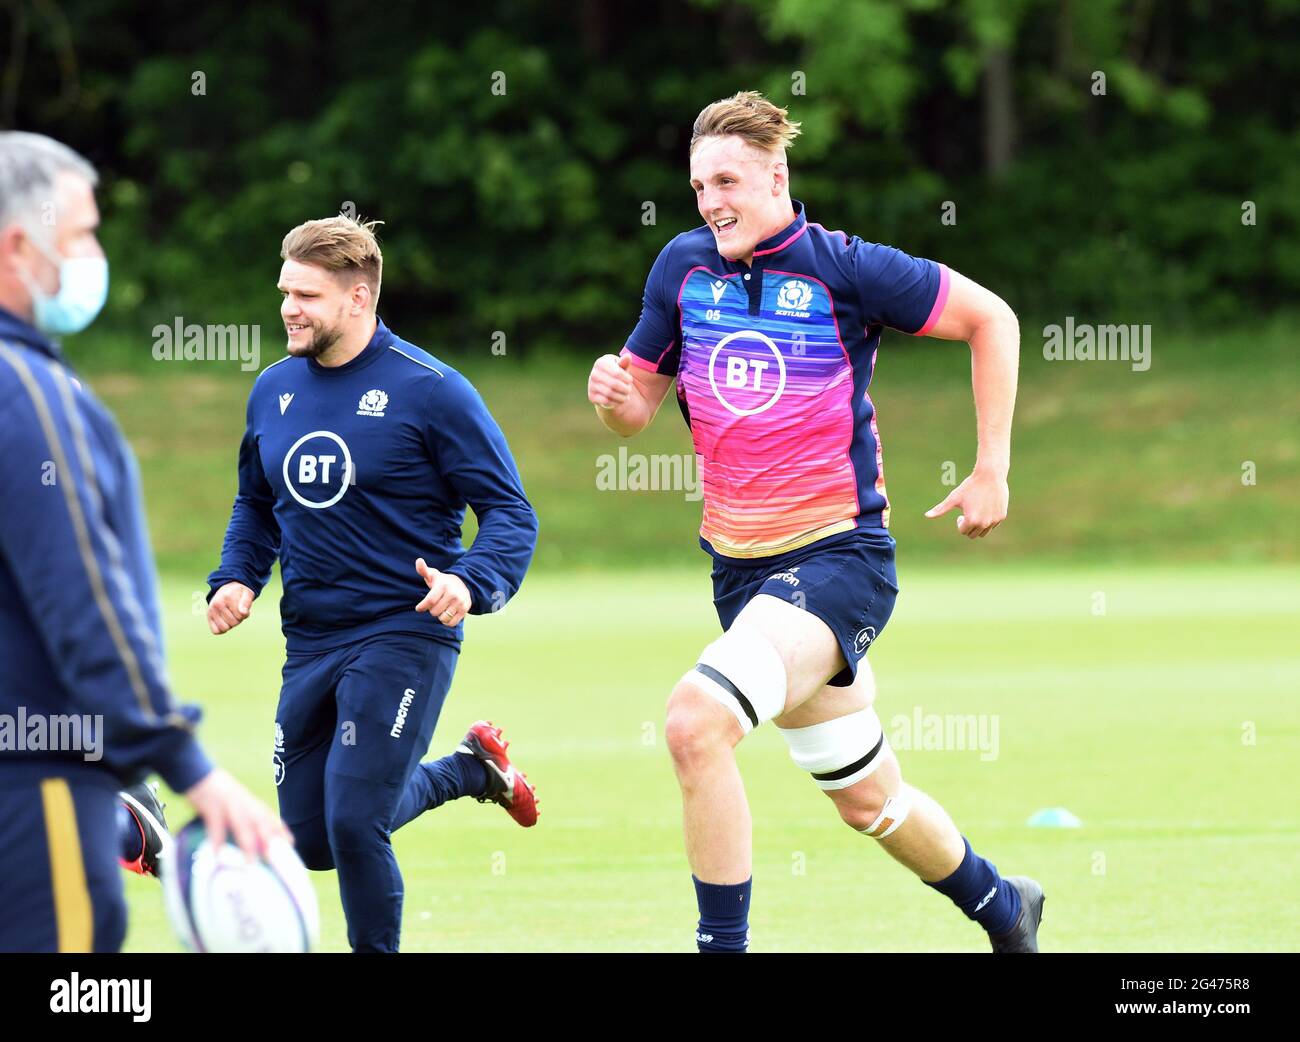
top-left (162, 819), bottom-right (319, 953)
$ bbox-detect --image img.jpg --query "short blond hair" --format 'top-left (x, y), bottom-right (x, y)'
top-left (690, 91), bottom-right (802, 154)
top-left (281, 215), bottom-right (384, 307)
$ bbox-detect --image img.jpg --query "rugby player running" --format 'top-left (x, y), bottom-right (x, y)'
top-left (587, 93), bottom-right (1040, 952)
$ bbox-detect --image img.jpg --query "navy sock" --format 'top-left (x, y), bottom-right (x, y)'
top-left (693, 876), bottom-right (751, 953)
top-left (391, 752), bottom-right (490, 831)
top-left (441, 750), bottom-right (490, 800)
top-left (924, 836), bottom-right (1021, 935)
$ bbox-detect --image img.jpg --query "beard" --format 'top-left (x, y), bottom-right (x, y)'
top-left (286, 321), bottom-right (343, 359)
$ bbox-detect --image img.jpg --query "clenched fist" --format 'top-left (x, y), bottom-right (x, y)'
top-left (415, 557), bottom-right (472, 627)
top-left (588, 352), bottom-right (634, 410)
top-left (208, 581), bottom-right (255, 634)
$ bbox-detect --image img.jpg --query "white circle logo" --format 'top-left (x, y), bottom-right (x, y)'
top-left (854, 626), bottom-right (877, 654)
top-left (282, 430), bottom-right (353, 510)
top-left (707, 329), bottom-right (787, 417)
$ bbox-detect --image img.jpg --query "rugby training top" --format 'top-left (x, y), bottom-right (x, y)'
top-left (622, 200), bottom-right (948, 560)
top-left (208, 318), bottom-right (538, 653)
top-left (0, 307), bottom-right (212, 791)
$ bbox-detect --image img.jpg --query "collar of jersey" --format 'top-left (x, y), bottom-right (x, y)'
top-left (306, 316), bottom-right (392, 377)
top-left (721, 199), bottom-right (808, 270)
top-left (0, 305), bottom-right (62, 362)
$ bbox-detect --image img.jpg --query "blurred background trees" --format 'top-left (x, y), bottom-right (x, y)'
top-left (3, 0), bottom-right (1296, 356)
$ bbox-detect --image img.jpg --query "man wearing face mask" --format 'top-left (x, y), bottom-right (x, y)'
top-left (0, 131), bottom-right (288, 952)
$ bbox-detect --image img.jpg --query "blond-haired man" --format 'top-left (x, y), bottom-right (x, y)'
top-left (588, 92), bottom-right (1041, 952)
top-left (207, 216), bottom-right (540, 952)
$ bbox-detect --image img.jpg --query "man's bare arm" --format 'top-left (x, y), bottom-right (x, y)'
top-left (587, 353), bottom-right (676, 437)
top-left (920, 268), bottom-right (1020, 538)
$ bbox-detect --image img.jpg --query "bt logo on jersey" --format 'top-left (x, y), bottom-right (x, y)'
top-left (724, 354), bottom-right (772, 390)
top-left (707, 330), bottom-right (787, 417)
top-left (297, 454), bottom-right (340, 484)
top-left (282, 430), bottom-right (354, 509)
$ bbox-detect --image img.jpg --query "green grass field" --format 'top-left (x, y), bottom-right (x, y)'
top-left (121, 565), bottom-right (1300, 952)
top-left (90, 315), bottom-right (1298, 949)
top-left (81, 312), bottom-right (1300, 578)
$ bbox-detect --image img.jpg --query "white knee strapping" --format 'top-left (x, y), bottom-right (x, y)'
top-left (682, 622), bottom-right (787, 735)
top-left (858, 789), bottom-right (911, 839)
top-left (778, 708), bottom-right (887, 790)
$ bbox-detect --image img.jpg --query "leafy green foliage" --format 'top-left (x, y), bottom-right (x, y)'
top-left (4, 0), bottom-right (1296, 350)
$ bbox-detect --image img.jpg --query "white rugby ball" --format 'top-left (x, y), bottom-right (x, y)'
top-left (162, 819), bottom-right (319, 953)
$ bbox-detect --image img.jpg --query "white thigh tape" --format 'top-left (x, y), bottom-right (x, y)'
top-left (685, 621), bottom-right (788, 734)
top-left (779, 708), bottom-right (886, 790)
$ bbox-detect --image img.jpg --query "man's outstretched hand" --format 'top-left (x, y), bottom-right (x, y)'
top-left (925, 469), bottom-right (1009, 539)
top-left (185, 767), bottom-right (291, 858)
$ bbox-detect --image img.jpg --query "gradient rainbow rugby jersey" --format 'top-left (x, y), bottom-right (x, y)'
top-left (622, 200), bottom-right (950, 560)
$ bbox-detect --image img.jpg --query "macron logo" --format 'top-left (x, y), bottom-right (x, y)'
top-left (390, 688), bottom-right (416, 738)
top-left (279, 393), bottom-right (294, 415)
top-left (710, 280), bottom-right (727, 305)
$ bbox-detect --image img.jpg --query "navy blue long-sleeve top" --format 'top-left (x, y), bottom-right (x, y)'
top-left (207, 318), bottom-right (537, 652)
top-left (0, 308), bottom-right (213, 792)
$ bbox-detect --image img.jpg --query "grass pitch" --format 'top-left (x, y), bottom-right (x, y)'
top-left (122, 565), bottom-right (1300, 952)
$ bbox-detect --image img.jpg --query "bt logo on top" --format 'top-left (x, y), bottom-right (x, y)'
top-left (282, 430), bottom-right (354, 510)
top-left (708, 329), bottom-right (787, 417)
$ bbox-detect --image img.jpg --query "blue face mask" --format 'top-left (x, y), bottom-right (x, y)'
top-left (21, 235), bottom-right (110, 336)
